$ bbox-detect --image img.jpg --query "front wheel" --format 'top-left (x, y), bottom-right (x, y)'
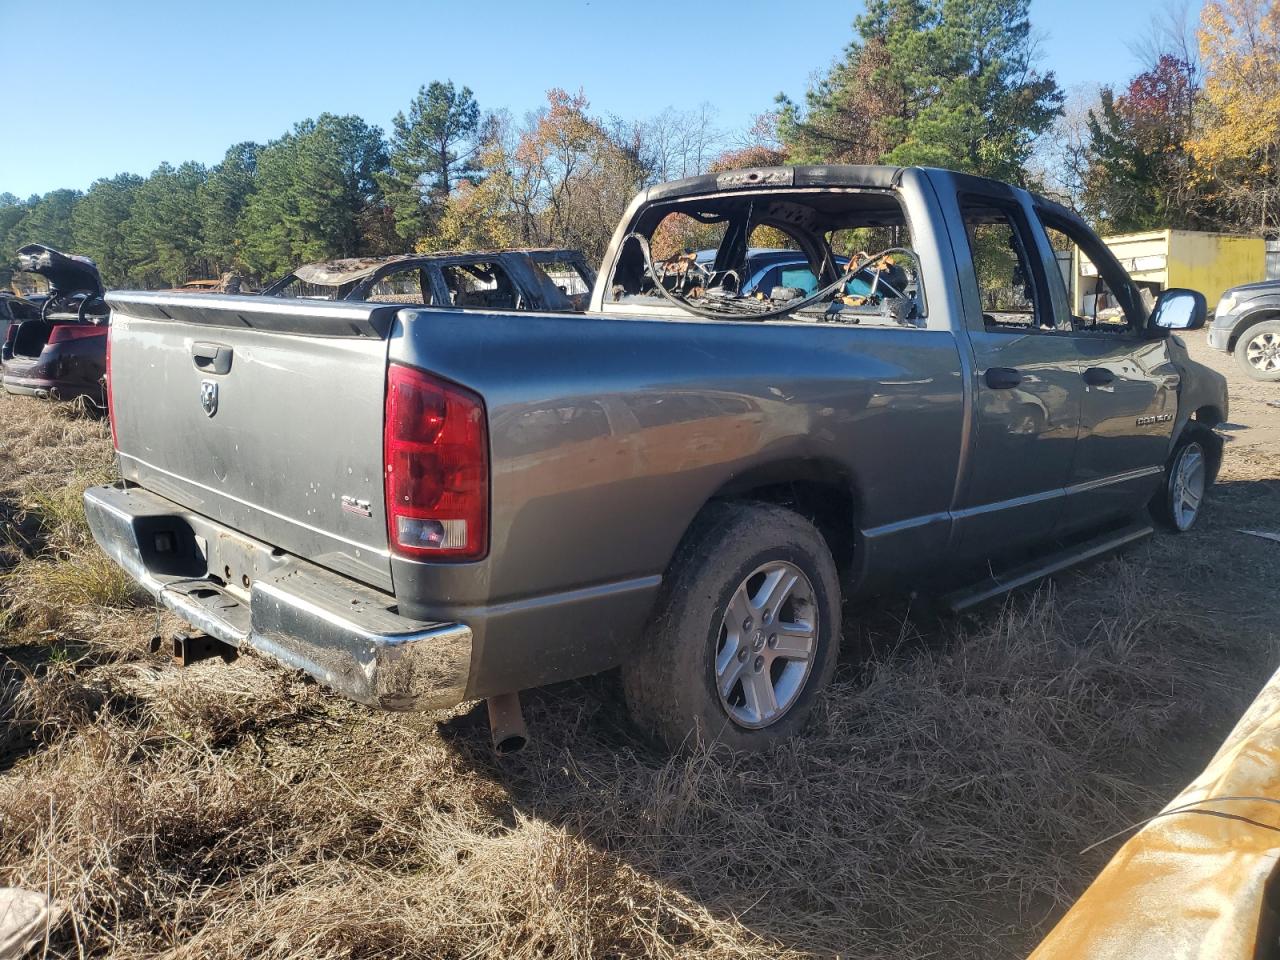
top-left (622, 502), bottom-right (841, 751)
top-left (1150, 428), bottom-right (1216, 532)
top-left (1234, 319), bottom-right (1280, 382)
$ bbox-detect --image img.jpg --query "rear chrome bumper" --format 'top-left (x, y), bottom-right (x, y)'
top-left (83, 482), bottom-right (472, 711)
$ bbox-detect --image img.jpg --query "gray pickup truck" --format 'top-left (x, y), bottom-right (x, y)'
top-left (86, 165), bottom-right (1227, 751)
top-left (1206, 278), bottom-right (1280, 381)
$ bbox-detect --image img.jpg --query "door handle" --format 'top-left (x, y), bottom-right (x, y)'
top-left (192, 341), bottom-right (233, 375)
top-left (984, 367), bottom-right (1022, 389)
top-left (1082, 366), bottom-right (1115, 386)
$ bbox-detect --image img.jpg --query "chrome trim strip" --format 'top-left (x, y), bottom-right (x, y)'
top-left (863, 465), bottom-right (1162, 539)
top-left (1064, 465), bottom-right (1162, 496)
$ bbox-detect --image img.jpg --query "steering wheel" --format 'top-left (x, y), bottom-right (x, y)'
top-left (78, 294), bottom-right (106, 323)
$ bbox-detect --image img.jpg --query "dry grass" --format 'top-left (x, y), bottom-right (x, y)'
top-left (1, 389), bottom-right (1277, 959)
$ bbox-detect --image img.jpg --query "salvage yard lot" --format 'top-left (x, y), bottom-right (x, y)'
top-left (1, 334), bottom-right (1277, 959)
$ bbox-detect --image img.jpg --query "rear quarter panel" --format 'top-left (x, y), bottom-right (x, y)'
top-left (388, 309), bottom-right (965, 609)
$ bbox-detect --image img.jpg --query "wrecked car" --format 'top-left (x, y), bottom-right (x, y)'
top-left (260, 248), bottom-right (596, 312)
top-left (86, 165), bottom-right (1226, 752)
top-left (2, 244), bottom-right (108, 405)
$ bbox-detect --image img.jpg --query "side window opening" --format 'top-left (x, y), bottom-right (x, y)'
top-left (267, 276), bottom-right (350, 300)
top-left (539, 261), bottom-right (591, 297)
top-left (537, 259), bottom-right (593, 310)
top-left (366, 268), bottom-right (429, 305)
top-left (440, 262), bottom-right (525, 311)
top-left (1037, 213), bottom-right (1139, 334)
top-left (959, 199), bottom-right (1045, 333)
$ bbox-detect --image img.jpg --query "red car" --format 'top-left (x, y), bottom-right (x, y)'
top-left (2, 244), bottom-right (109, 405)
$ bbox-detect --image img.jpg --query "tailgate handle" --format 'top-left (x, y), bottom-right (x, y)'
top-left (192, 341), bottom-right (233, 375)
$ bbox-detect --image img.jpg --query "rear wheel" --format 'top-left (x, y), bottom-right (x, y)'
top-left (622, 502), bottom-right (841, 751)
top-left (1234, 319), bottom-right (1280, 382)
top-left (1150, 428), bottom-right (1216, 532)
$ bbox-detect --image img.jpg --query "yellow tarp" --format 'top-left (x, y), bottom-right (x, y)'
top-left (1031, 665), bottom-right (1280, 958)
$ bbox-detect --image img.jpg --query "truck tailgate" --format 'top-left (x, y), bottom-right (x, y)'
top-left (106, 292), bottom-right (398, 590)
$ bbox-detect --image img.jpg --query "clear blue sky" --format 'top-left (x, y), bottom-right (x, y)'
top-left (0, 0), bottom-right (1195, 198)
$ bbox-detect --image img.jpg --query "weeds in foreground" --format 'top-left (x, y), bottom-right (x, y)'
top-left (0, 569), bottom-right (1255, 959)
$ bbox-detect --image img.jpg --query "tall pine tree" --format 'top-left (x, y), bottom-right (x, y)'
top-left (379, 81), bottom-right (482, 243)
top-left (239, 114), bottom-right (390, 278)
top-left (779, 0), bottom-right (1061, 182)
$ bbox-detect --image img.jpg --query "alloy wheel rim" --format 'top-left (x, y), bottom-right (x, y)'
top-left (1246, 331), bottom-right (1280, 372)
top-left (714, 560), bottom-right (818, 729)
top-left (1171, 443), bottom-right (1206, 531)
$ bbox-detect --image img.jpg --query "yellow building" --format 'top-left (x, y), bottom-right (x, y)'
top-left (1072, 229), bottom-right (1266, 314)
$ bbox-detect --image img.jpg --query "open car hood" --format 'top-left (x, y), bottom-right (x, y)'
top-left (15, 244), bottom-right (105, 296)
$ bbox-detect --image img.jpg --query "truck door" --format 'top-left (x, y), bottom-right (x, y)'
top-left (1032, 207), bottom-right (1178, 532)
top-left (950, 193), bottom-right (1085, 556)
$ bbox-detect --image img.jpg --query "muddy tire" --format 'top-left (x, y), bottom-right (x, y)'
top-left (1234, 319), bottom-right (1280, 382)
top-left (622, 502), bottom-right (841, 751)
top-left (1150, 426), bottom-right (1218, 532)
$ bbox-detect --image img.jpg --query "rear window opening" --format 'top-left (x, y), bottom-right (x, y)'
top-left (608, 189), bottom-right (923, 326)
top-left (13, 319), bottom-right (53, 358)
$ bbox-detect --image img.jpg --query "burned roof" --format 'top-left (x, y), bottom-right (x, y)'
top-left (15, 244), bottom-right (104, 296)
top-left (290, 249), bottom-right (585, 286)
top-left (644, 165), bottom-right (906, 203)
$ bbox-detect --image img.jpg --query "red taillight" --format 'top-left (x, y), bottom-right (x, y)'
top-left (46, 323), bottom-right (108, 344)
top-left (105, 327), bottom-right (118, 449)
top-left (384, 363), bottom-right (488, 561)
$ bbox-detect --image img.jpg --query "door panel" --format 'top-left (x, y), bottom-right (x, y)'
top-left (1027, 206), bottom-right (1179, 534)
top-left (949, 192), bottom-right (1085, 558)
top-left (955, 330), bottom-right (1083, 554)
top-left (1061, 335), bottom-right (1178, 532)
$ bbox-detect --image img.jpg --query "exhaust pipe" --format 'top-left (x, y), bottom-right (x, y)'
top-left (486, 692), bottom-right (528, 754)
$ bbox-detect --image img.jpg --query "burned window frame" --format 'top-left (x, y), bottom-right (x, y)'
top-left (606, 186), bottom-right (928, 325)
top-left (957, 194), bottom-right (1053, 334)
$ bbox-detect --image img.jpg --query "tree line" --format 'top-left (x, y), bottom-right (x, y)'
top-left (2, 0), bottom-right (1276, 291)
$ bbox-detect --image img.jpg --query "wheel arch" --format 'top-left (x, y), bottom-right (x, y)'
top-left (1183, 406), bottom-right (1226, 482)
top-left (1227, 307), bottom-right (1280, 353)
top-left (697, 457), bottom-right (861, 581)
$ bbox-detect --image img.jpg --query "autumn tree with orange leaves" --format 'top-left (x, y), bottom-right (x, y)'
top-left (1190, 0), bottom-right (1280, 233)
top-left (424, 90), bottom-right (648, 262)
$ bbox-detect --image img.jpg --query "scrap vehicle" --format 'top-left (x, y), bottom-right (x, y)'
top-left (2, 243), bottom-right (109, 404)
top-left (85, 165), bottom-right (1226, 751)
top-left (162, 274), bottom-right (251, 295)
top-left (260, 248), bottom-right (596, 312)
top-left (1207, 276), bottom-right (1280, 381)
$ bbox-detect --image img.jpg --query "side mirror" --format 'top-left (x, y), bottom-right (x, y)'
top-left (1148, 288), bottom-right (1207, 334)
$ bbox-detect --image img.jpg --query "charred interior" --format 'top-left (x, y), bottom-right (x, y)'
top-left (609, 188), bottom-right (922, 325)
